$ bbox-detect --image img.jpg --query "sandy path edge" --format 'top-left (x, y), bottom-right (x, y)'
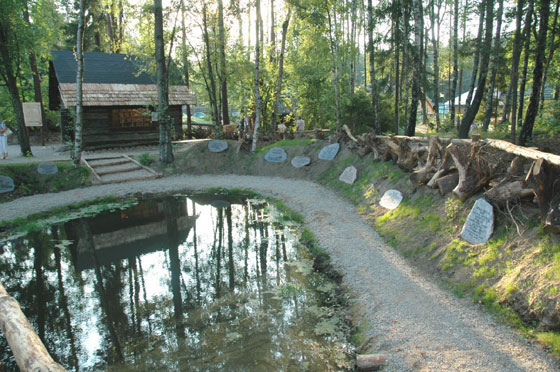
top-left (2, 174), bottom-right (559, 372)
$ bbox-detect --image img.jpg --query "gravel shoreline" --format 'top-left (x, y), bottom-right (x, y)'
top-left (2, 174), bottom-right (559, 371)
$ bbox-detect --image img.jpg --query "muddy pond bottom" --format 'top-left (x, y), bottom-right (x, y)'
top-left (0, 192), bottom-right (352, 371)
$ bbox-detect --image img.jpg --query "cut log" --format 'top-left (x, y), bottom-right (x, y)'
top-left (356, 354), bottom-right (389, 371)
top-left (0, 282), bottom-right (67, 372)
top-left (448, 142), bottom-right (490, 202)
top-left (488, 139), bottom-right (560, 166)
top-left (484, 180), bottom-right (534, 205)
top-left (507, 156), bottom-right (528, 179)
top-left (342, 124), bottom-right (359, 142)
top-left (427, 147), bottom-right (455, 188)
top-left (437, 172), bottom-right (459, 195)
top-left (410, 136), bottom-right (442, 185)
top-left (525, 158), bottom-right (560, 233)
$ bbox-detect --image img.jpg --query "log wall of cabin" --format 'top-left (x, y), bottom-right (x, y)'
top-left (80, 105), bottom-right (183, 149)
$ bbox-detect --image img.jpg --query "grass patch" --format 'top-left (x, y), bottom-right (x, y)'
top-left (536, 332), bottom-right (560, 356)
top-left (0, 162), bottom-right (90, 202)
top-left (258, 138), bottom-right (316, 153)
top-left (275, 200), bottom-right (304, 224)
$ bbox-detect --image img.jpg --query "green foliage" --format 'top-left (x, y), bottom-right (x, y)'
top-left (138, 153), bottom-right (155, 166)
top-left (445, 197), bottom-right (462, 221)
top-left (536, 332), bottom-right (560, 357)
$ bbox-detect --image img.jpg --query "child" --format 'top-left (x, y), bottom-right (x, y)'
top-left (0, 120), bottom-right (8, 159)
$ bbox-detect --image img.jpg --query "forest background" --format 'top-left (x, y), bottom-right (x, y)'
top-left (1, 0), bottom-right (560, 154)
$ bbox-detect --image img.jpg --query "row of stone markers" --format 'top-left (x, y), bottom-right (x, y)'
top-left (209, 139), bottom-right (495, 245)
top-left (0, 162), bottom-right (59, 194)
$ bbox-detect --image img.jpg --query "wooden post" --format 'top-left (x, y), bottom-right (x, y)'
top-left (0, 282), bottom-right (66, 372)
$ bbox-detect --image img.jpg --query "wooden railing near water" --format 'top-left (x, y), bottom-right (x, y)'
top-left (0, 281), bottom-right (66, 372)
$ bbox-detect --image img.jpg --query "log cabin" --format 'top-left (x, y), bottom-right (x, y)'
top-left (49, 50), bottom-right (195, 149)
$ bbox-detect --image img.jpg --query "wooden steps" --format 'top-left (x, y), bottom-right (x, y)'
top-left (81, 155), bottom-right (161, 184)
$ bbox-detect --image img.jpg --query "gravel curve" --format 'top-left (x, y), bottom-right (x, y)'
top-left (2, 174), bottom-right (559, 372)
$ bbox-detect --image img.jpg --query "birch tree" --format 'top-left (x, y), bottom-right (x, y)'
top-left (73, 0), bottom-right (86, 168)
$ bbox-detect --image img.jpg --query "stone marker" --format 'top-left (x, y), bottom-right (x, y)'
top-left (461, 198), bottom-right (494, 244)
top-left (291, 156), bottom-right (311, 168)
top-left (339, 166), bottom-right (357, 185)
top-left (379, 189), bottom-right (403, 210)
top-left (208, 140), bottom-right (229, 153)
top-left (0, 175), bottom-right (15, 193)
top-left (318, 143), bottom-right (340, 160)
top-left (211, 200), bottom-right (231, 209)
top-left (37, 162), bottom-right (58, 175)
top-left (264, 147), bottom-right (287, 163)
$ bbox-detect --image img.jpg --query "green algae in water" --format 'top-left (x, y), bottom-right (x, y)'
top-left (0, 193), bottom-right (352, 371)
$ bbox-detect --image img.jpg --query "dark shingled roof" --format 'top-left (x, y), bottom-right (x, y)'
top-left (51, 50), bottom-right (155, 85)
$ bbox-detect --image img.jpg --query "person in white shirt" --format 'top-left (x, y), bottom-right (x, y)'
top-left (0, 120), bottom-right (8, 159)
top-left (277, 122), bottom-right (287, 139)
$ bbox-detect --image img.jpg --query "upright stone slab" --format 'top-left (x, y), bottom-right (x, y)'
top-left (264, 147), bottom-right (287, 163)
top-left (291, 156), bottom-right (311, 168)
top-left (0, 176), bottom-right (15, 193)
top-left (37, 162), bottom-right (58, 175)
top-left (379, 189), bottom-right (403, 210)
top-left (461, 198), bottom-right (494, 244)
top-left (339, 166), bottom-right (358, 185)
top-left (318, 143), bottom-right (340, 160)
top-left (208, 140), bottom-right (228, 153)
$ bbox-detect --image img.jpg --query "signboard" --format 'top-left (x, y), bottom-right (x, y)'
top-left (22, 102), bottom-right (43, 127)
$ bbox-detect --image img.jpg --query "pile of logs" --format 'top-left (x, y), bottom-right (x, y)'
top-left (336, 125), bottom-right (560, 234)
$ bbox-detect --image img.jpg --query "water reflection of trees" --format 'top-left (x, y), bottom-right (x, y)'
top-left (0, 195), bottom-right (346, 371)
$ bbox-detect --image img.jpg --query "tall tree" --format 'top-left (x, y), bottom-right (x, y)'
top-left (251, 0), bottom-right (262, 153)
top-left (154, 0), bottom-right (173, 162)
top-left (270, 8), bottom-right (291, 132)
top-left (180, 0), bottom-right (192, 137)
top-left (393, 0), bottom-right (401, 133)
top-left (464, 1), bottom-right (485, 111)
top-left (217, 0), bottom-right (230, 125)
top-left (429, 0), bottom-right (443, 132)
top-left (367, 0), bottom-right (379, 130)
top-left (0, 0), bottom-right (32, 156)
top-left (202, 2), bottom-right (220, 127)
top-left (73, 0), bottom-right (86, 168)
top-left (406, 0), bottom-right (423, 136)
top-left (327, 8), bottom-right (341, 127)
top-left (458, 0), bottom-right (494, 138)
top-left (499, 0), bottom-right (526, 142)
top-left (450, 0), bottom-right (459, 128)
top-left (482, 0), bottom-right (504, 131)
top-left (539, 0), bottom-right (559, 109)
top-left (516, 0), bottom-right (535, 141)
top-left (519, 0), bottom-right (551, 145)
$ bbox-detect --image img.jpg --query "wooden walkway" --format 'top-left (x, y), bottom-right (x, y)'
top-left (81, 155), bottom-right (161, 184)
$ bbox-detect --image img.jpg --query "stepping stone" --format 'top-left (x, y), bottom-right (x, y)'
top-left (264, 147), bottom-right (287, 163)
top-left (379, 189), bottom-right (403, 210)
top-left (0, 175), bottom-right (15, 193)
top-left (318, 143), bottom-right (340, 160)
top-left (339, 166), bottom-right (358, 185)
top-left (208, 140), bottom-right (229, 153)
top-left (461, 198), bottom-right (494, 244)
top-left (291, 156), bottom-right (311, 168)
top-left (37, 162), bottom-right (58, 175)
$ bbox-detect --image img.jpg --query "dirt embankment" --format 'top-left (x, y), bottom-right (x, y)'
top-left (171, 139), bottom-right (560, 339)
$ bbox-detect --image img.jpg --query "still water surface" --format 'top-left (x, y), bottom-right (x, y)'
top-left (0, 193), bottom-right (351, 371)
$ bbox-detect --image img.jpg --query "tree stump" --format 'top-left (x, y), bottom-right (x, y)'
top-left (525, 158), bottom-right (560, 233)
top-left (448, 142), bottom-right (490, 202)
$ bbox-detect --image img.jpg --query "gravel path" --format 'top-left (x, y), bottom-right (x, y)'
top-left (2, 174), bottom-right (559, 371)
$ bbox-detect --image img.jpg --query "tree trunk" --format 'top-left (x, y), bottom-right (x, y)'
top-left (328, 8), bottom-right (341, 127)
top-left (217, 0), bottom-right (230, 125)
top-left (394, 0), bottom-right (400, 134)
top-left (539, 0), bottom-right (559, 110)
top-left (270, 0), bottom-right (276, 62)
top-left (251, 0), bottom-right (262, 153)
top-left (154, 0), bottom-right (173, 163)
top-left (430, 0), bottom-right (442, 132)
top-left (482, 0), bottom-right (504, 132)
top-left (73, 0), bottom-right (86, 168)
top-left (367, 0), bottom-right (379, 130)
top-left (270, 9), bottom-right (291, 132)
top-left (180, 1), bottom-right (192, 138)
top-left (519, 0), bottom-right (550, 146)
top-left (456, 0), bottom-right (468, 129)
top-left (406, 0), bottom-right (422, 136)
top-left (202, 3), bottom-right (220, 128)
top-left (500, 0), bottom-right (525, 140)
top-left (450, 0), bottom-right (459, 128)
top-left (464, 1), bottom-right (485, 111)
top-left (516, 0), bottom-right (534, 142)
top-left (458, 0), bottom-right (494, 138)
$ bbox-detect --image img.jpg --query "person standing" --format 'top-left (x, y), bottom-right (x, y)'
top-left (296, 115), bottom-right (305, 133)
top-left (0, 120), bottom-right (8, 159)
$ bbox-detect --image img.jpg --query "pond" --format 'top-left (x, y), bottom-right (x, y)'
top-left (0, 192), bottom-right (352, 371)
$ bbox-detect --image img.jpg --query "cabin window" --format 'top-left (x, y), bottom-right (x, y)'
top-left (111, 108), bottom-right (154, 130)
